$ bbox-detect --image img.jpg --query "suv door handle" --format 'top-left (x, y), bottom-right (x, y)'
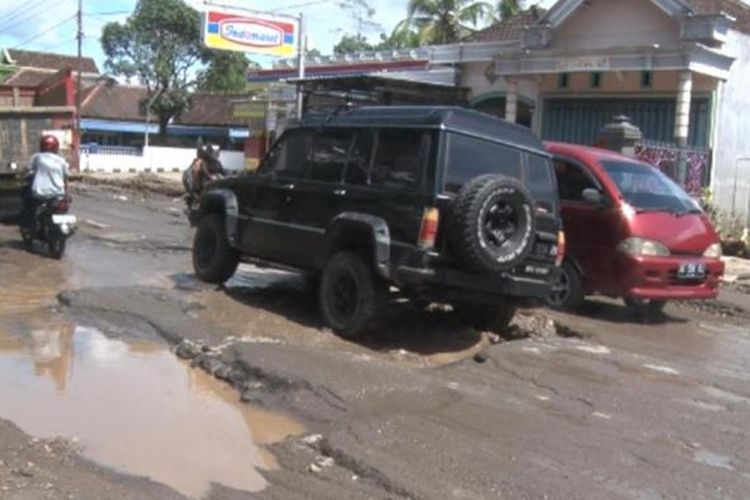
top-left (280, 183), bottom-right (295, 190)
top-left (333, 188), bottom-right (347, 196)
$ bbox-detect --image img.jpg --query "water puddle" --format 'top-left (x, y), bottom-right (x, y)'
top-left (0, 318), bottom-right (304, 498)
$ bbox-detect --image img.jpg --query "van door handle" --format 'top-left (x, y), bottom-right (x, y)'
top-left (333, 188), bottom-right (347, 196)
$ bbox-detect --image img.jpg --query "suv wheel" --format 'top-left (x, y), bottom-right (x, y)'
top-left (193, 213), bottom-right (239, 284)
top-left (319, 252), bottom-right (385, 338)
top-left (455, 301), bottom-right (517, 334)
top-left (451, 174), bottom-right (536, 272)
top-left (546, 261), bottom-right (585, 311)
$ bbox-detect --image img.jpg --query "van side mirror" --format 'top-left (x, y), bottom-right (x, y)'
top-left (582, 188), bottom-right (604, 205)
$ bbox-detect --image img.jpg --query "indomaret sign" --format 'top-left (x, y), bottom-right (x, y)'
top-left (203, 10), bottom-right (299, 57)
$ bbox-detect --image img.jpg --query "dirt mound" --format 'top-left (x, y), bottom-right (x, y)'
top-left (74, 173), bottom-right (184, 198)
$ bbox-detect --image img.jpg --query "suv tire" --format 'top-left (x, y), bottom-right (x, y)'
top-left (193, 213), bottom-right (239, 284)
top-left (455, 300), bottom-right (517, 334)
top-left (451, 174), bottom-right (536, 272)
top-left (319, 251), bottom-right (385, 338)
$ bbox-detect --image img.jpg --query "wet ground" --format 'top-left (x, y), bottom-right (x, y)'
top-left (1, 182), bottom-right (750, 499)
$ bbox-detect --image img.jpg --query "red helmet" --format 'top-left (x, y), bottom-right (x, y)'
top-left (40, 135), bottom-right (59, 153)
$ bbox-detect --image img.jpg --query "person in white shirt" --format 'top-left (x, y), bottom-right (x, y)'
top-left (20, 135), bottom-right (70, 228)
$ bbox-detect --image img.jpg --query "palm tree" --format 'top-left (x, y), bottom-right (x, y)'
top-left (406, 0), bottom-right (495, 45)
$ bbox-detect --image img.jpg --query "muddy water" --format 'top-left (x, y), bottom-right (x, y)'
top-left (0, 317), bottom-right (304, 498)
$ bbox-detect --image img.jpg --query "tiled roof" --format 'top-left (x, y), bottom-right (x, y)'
top-left (6, 49), bottom-right (99, 74)
top-left (82, 84), bottom-right (148, 121)
top-left (3, 69), bottom-right (56, 87)
top-left (464, 8), bottom-right (547, 43)
top-left (81, 83), bottom-right (248, 127)
top-left (177, 93), bottom-right (249, 127)
top-left (685, 0), bottom-right (750, 34)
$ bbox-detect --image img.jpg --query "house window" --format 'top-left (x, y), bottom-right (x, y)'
top-left (558, 73), bottom-right (570, 89)
top-left (590, 72), bottom-right (602, 88)
top-left (641, 71), bottom-right (653, 88)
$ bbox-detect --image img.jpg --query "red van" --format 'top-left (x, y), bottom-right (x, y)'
top-left (545, 142), bottom-right (724, 315)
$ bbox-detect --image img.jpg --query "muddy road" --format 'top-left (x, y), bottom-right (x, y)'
top-left (1, 182), bottom-right (750, 499)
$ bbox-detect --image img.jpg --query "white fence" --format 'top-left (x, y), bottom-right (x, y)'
top-left (82, 145), bottom-right (246, 174)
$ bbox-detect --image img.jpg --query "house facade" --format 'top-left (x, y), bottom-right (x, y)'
top-left (251, 0), bottom-right (750, 221)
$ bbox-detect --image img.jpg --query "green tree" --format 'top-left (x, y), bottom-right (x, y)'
top-left (334, 34), bottom-right (375, 54)
top-left (101, 0), bottom-right (202, 135)
top-left (199, 52), bottom-right (259, 93)
top-left (497, 0), bottom-right (521, 20)
top-left (406, 0), bottom-right (494, 45)
top-left (377, 19), bottom-right (420, 49)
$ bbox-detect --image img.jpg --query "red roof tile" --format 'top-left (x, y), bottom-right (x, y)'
top-left (6, 49), bottom-right (99, 74)
top-left (464, 8), bottom-right (547, 43)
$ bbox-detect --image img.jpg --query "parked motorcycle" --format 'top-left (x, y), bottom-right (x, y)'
top-left (20, 195), bottom-right (77, 259)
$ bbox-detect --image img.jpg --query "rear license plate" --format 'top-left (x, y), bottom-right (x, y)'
top-left (52, 214), bottom-right (77, 225)
top-left (677, 263), bottom-right (706, 280)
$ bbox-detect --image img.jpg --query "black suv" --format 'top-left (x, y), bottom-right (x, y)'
top-left (190, 106), bottom-right (563, 336)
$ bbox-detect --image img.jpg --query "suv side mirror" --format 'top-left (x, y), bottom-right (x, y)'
top-left (8, 161), bottom-right (17, 171)
top-left (581, 188), bottom-right (604, 205)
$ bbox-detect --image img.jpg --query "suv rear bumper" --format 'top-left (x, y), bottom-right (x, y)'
top-left (394, 265), bottom-right (557, 302)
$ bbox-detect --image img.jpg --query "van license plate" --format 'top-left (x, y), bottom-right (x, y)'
top-left (677, 263), bottom-right (706, 279)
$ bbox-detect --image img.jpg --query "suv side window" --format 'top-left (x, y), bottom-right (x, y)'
top-left (444, 134), bottom-right (522, 193)
top-left (369, 129), bottom-right (427, 189)
top-left (554, 159), bottom-right (598, 202)
top-left (307, 130), bottom-right (352, 183)
top-left (344, 130), bottom-right (375, 186)
top-left (259, 129), bottom-right (309, 178)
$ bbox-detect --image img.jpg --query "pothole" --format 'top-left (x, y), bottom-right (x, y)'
top-left (0, 317), bottom-right (304, 498)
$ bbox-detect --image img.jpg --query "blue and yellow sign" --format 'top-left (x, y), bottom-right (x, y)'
top-left (203, 10), bottom-right (298, 57)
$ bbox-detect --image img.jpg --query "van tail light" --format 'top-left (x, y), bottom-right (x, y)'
top-left (555, 231), bottom-right (566, 267)
top-left (418, 207), bottom-right (440, 249)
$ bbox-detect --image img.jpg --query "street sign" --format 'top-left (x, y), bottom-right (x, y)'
top-left (203, 9), bottom-right (299, 57)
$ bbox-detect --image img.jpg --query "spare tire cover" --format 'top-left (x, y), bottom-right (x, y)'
top-left (450, 174), bottom-right (536, 272)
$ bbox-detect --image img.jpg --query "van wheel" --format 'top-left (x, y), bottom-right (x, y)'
top-left (319, 252), bottom-right (385, 338)
top-left (546, 261), bottom-right (585, 311)
top-left (624, 298), bottom-right (666, 318)
top-left (193, 213), bottom-right (239, 284)
top-left (455, 300), bottom-right (517, 334)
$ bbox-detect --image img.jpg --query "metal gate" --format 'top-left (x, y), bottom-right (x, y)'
top-left (542, 97), bottom-right (710, 147)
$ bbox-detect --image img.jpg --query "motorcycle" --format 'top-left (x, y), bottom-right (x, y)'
top-left (20, 195), bottom-right (77, 259)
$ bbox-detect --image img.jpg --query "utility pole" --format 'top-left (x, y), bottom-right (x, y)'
top-left (75, 0), bottom-right (83, 170)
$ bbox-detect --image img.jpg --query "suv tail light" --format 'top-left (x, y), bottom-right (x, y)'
top-left (419, 207), bottom-right (440, 249)
top-left (555, 231), bottom-right (566, 266)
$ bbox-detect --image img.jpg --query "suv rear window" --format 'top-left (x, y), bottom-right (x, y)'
top-left (444, 134), bottom-right (522, 192)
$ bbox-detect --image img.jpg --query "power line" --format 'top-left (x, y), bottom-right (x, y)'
top-left (270, 0), bottom-right (335, 12)
top-left (0, 0), bottom-right (55, 31)
top-left (85, 10), bottom-right (131, 17)
top-left (11, 14), bottom-right (77, 50)
top-left (0, 0), bottom-right (69, 35)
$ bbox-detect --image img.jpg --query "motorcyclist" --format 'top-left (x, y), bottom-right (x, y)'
top-left (21, 135), bottom-right (69, 229)
top-left (184, 143), bottom-right (225, 209)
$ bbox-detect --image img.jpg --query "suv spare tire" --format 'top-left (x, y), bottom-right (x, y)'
top-left (450, 174), bottom-right (536, 272)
